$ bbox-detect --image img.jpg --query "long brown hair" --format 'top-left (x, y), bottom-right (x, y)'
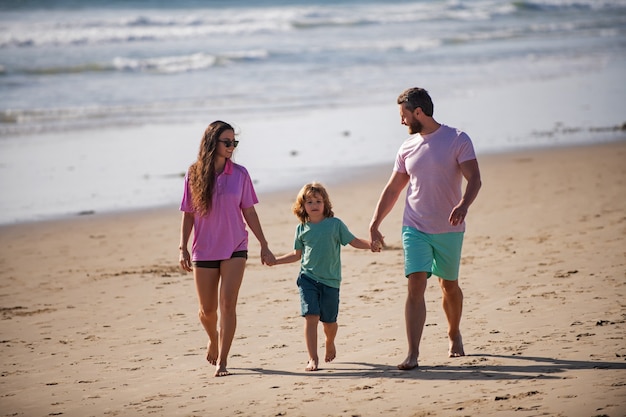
top-left (292, 182), bottom-right (334, 224)
top-left (188, 121), bottom-right (234, 215)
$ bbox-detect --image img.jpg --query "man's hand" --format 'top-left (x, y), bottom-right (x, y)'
top-left (449, 204), bottom-right (468, 226)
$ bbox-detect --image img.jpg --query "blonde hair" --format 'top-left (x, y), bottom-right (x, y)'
top-left (292, 182), bottom-right (334, 224)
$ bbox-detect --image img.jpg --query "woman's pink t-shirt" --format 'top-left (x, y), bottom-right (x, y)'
top-left (394, 124), bottom-right (477, 234)
top-left (180, 159), bottom-right (258, 261)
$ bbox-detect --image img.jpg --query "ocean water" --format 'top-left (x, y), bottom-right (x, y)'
top-left (0, 0), bottom-right (625, 224)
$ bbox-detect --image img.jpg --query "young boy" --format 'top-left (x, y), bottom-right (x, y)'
top-left (267, 182), bottom-right (380, 371)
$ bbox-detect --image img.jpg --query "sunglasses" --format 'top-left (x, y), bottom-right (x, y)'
top-left (217, 139), bottom-right (239, 148)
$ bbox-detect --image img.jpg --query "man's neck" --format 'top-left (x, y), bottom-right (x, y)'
top-left (421, 119), bottom-right (441, 135)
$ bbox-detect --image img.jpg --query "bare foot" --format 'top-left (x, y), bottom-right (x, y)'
top-left (325, 341), bottom-right (336, 363)
top-left (305, 358), bottom-right (319, 371)
top-left (449, 333), bottom-right (465, 358)
top-left (206, 341), bottom-right (218, 365)
top-left (397, 356), bottom-right (418, 370)
top-left (214, 365), bottom-right (231, 377)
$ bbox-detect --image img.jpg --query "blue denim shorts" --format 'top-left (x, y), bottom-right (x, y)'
top-left (297, 273), bottom-right (340, 323)
top-left (402, 226), bottom-right (464, 280)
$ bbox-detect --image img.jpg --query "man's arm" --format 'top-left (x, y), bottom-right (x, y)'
top-left (369, 171), bottom-right (410, 248)
top-left (449, 159), bottom-right (482, 226)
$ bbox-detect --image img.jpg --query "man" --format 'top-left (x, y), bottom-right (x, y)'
top-left (369, 87), bottom-right (481, 370)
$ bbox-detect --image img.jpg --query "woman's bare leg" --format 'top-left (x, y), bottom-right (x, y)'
top-left (194, 267), bottom-right (220, 365)
top-left (214, 257), bottom-right (246, 376)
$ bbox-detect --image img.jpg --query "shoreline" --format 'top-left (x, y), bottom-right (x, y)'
top-left (1, 137), bottom-right (624, 228)
top-left (2, 52), bottom-right (625, 226)
top-left (1, 140), bottom-right (625, 416)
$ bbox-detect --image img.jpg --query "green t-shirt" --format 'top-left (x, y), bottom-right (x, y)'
top-left (294, 217), bottom-right (356, 288)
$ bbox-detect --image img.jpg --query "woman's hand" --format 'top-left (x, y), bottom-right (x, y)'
top-left (179, 248), bottom-right (192, 272)
top-left (260, 247), bottom-right (276, 266)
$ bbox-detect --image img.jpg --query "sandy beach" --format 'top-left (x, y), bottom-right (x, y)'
top-left (1, 140), bottom-right (625, 417)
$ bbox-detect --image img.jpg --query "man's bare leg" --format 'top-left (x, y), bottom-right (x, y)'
top-left (322, 322), bottom-right (338, 363)
top-left (304, 315), bottom-right (320, 371)
top-left (398, 272), bottom-right (428, 370)
top-left (439, 278), bottom-right (465, 357)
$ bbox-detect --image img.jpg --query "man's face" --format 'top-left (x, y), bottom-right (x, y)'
top-left (399, 104), bottom-right (422, 134)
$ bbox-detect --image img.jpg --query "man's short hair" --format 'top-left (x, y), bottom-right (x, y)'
top-left (397, 87), bottom-right (434, 116)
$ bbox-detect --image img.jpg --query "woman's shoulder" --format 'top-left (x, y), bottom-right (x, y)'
top-left (230, 161), bottom-right (251, 176)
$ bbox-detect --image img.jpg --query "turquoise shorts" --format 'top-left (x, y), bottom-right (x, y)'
top-left (402, 226), bottom-right (464, 280)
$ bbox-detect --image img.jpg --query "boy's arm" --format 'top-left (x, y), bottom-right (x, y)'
top-left (349, 237), bottom-right (374, 251)
top-left (270, 249), bottom-right (302, 266)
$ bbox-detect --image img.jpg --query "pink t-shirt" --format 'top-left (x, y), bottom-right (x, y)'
top-left (180, 159), bottom-right (258, 261)
top-left (394, 124), bottom-right (477, 234)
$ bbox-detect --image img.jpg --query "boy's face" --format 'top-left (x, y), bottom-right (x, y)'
top-left (304, 192), bottom-right (324, 220)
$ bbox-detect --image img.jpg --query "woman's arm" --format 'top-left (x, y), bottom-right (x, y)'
top-left (242, 206), bottom-right (275, 265)
top-left (179, 211), bottom-right (194, 272)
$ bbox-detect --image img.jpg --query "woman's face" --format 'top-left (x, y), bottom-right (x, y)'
top-left (215, 129), bottom-right (236, 159)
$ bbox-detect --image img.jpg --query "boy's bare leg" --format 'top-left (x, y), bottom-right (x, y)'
top-left (214, 258), bottom-right (245, 377)
top-left (322, 322), bottom-right (338, 362)
top-left (304, 315), bottom-right (320, 371)
top-left (398, 272), bottom-right (427, 370)
top-left (439, 278), bottom-right (465, 357)
top-left (194, 268), bottom-right (220, 365)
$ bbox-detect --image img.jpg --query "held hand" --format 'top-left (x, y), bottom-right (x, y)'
top-left (449, 204), bottom-right (468, 226)
top-left (179, 249), bottom-right (192, 272)
top-left (371, 240), bottom-right (383, 252)
top-left (369, 229), bottom-right (385, 252)
top-left (260, 247), bottom-right (276, 266)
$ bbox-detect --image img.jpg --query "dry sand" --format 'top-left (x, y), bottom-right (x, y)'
top-left (1, 141), bottom-right (625, 417)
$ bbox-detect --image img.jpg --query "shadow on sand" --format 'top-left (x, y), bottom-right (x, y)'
top-left (233, 353), bottom-right (626, 380)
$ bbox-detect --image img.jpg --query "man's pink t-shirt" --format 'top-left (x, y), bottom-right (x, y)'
top-left (394, 124), bottom-right (477, 234)
top-left (180, 159), bottom-right (258, 261)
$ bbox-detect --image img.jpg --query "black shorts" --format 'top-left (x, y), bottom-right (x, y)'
top-left (193, 251), bottom-right (248, 269)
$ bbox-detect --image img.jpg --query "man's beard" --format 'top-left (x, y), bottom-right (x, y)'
top-left (408, 119), bottom-right (423, 134)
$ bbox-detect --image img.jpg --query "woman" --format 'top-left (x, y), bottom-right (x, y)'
top-left (179, 120), bottom-right (275, 377)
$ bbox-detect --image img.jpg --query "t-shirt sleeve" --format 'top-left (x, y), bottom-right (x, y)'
top-left (239, 167), bottom-right (259, 209)
top-left (294, 224), bottom-right (304, 251)
top-left (337, 219), bottom-right (356, 246)
top-left (393, 147), bottom-right (407, 173)
top-left (180, 171), bottom-right (194, 212)
top-left (456, 132), bottom-right (477, 164)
